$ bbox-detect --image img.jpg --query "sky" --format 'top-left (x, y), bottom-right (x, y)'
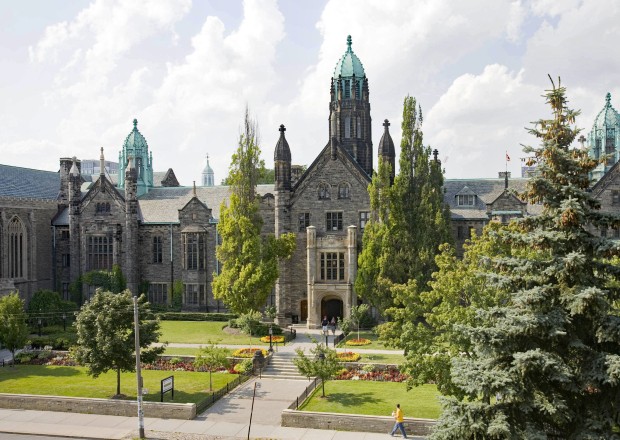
top-left (1, 0), bottom-right (619, 186)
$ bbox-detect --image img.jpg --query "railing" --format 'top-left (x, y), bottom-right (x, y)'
top-left (288, 377), bottom-right (322, 410)
top-left (284, 327), bottom-right (297, 345)
top-left (333, 333), bottom-right (345, 347)
top-left (195, 371), bottom-right (252, 413)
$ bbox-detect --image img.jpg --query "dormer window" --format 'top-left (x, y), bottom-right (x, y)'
top-left (457, 194), bottom-right (476, 206)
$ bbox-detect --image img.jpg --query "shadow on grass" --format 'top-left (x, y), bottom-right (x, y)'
top-left (0, 365), bottom-right (81, 379)
top-left (320, 391), bottom-right (374, 407)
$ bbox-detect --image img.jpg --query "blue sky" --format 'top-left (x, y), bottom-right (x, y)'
top-left (1, 0), bottom-right (618, 185)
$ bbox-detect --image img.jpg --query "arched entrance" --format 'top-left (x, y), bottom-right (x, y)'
top-left (321, 297), bottom-right (343, 321)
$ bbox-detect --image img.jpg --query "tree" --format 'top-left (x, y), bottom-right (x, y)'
top-left (221, 168), bottom-right (275, 185)
top-left (432, 78), bottom-right (620, 439)
top-left (27, 290), bottom-right (63, 326)
top-left (294, 342), bottom-right (341, 397)
top-left (349, 304), bottom-right (370, 340)
top-left (356, 96), bottom-right (452, 313)
top-left (0, 292), bottom-right (28, 365)
top-left (194, 341), bottom-right (230, 391)
top-left (72, 289), bottom-right (165, 397)
top-left (212, 107), bottom-right (296, 314)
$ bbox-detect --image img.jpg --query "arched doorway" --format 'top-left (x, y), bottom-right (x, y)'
top-left (321, 297), bottom-right (343, 321)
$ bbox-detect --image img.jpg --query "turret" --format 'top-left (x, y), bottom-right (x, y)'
top-left (201, 154), bottom-right (215, 187)
top-left (68, 157), bottom-right (81, 284)
top-left (124, 155), bottom-right (139, 295)
top-left (378, 119), bottom-right (396, 184)
top-left (118, 119), bottom-right (153, 196)
top-left (328, 35), bottom-right (373, 176)
top-left (588, 93), bottom-right (620, 182)
top-left (274, 124), bottom-right (291, 191)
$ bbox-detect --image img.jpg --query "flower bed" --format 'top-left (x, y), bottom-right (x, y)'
top-left (231, 348), bottom-right (268, 358)
top-left (260, 335), bottom-right (285, 343)
top-left (336, 367), bottom-right (408, 382)
top-left (345, 338), bottom-right (371, 346)
top-left (337, 351), bottom-right (361, 362)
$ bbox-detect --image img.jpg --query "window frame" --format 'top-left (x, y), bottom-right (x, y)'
top-left (326, 211), bottom-right (343, 231)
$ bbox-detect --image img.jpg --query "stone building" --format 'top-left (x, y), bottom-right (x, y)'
top-left (1, 39), bottom-right (619, 329)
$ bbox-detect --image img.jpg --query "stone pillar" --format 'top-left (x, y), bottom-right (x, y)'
top-left (306, 226), bottom-right (318, 328)
top-left (68, 159), bottom-right (82, 288)
top-left (274, 187), bottom-right (291, 326)
top-left (124, 158), bottom-right (139, 295)
top-left (346, 225), bottom-right (357, 319)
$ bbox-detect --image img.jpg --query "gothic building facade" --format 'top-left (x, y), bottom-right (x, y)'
top-left (1, 38), bottom-right (619, 327)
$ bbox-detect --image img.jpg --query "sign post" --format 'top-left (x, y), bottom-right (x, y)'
top-left (161, 376), bottom-right (174, 402)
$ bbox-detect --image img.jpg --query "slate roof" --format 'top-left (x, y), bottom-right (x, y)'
top-left (444, 177), bottom-right (542, 219)
top-left (0, 164), bottom-right (60, 200)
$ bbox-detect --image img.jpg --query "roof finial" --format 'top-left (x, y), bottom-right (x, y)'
top-left (100, 147), bottom-right (105, 176)
top-left (279, 124), bottom-right (286, 135)
top-left (193, 181), bottom-right (197, 197)
top-left (433, 149), bottom-right (439, 162)
top-left (383, 119), bottom-right (390, 130)
top-left (606, 92), bottom-right (611, 105)
top-left (133, 118), bottom-right (138, 129)
top-left (346, 35), bottom-right (352, 51)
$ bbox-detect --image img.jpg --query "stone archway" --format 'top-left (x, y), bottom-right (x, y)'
top-left (321, 297), bottom-right (343, 321)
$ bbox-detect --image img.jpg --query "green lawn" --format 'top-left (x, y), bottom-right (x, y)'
top-left (301, 381), bottom-right (441, 419)
top-left (338, 330), bottom-right (391, 350)
top-left (163, 347), bottom-right (234, 357)
top-left (355, 353), bottom-right (404, 365)
top-left (159, 321), bottom-right (280, 345)
top-left (0, 365), bottom-right (240, 404)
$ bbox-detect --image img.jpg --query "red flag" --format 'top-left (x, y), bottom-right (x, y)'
top-left (506, 152), bottom-right (511, 162)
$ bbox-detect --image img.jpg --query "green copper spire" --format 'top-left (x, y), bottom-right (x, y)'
top-left (118, 118), bottom-right (154, 196)
top-left (588, 93), bottom-right (620, 182)
top-left (333, 35), bottom-right (365, 79)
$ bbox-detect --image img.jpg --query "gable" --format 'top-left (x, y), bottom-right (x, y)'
top-left (81, 176), bottom-right (125, 215)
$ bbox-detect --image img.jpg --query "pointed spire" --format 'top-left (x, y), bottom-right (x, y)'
top-left (100, 147), bottom-right (105, 176)
top-left (274, 124), bottom-right (291, 162)
top-left (133, 118), bottom-right (138, 129)
top-left (70, 157), bottom-right (80, 176)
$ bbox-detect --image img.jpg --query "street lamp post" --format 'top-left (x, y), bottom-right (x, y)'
top-left (268, 325), bottom-right (273, 354)
top-left (62, 313), bottom-right (67, 332)
top-left (37, 318), bottom-right (42, 337)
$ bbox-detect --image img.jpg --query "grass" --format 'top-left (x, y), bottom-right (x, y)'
top-left (159, 321), bottom-right (277, 345)
top-left (355, 353), bottom-right (405, 365)
top-left (300, 381), bottom-right (441, 419)
top-left (338, 330), bottom-right (391, 350)
top-left (0, 364), bottom-right (240, 404)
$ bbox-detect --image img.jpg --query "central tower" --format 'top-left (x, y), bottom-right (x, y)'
top-left (329, 35), bottom-right (373, 176)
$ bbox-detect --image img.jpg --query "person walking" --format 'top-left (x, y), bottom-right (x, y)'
top-left (390, 403), bottom-right (407, 438)
top-left (321, 316), bottom-right (329, 334)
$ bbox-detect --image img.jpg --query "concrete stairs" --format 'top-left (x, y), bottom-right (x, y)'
top-left (261, 352), bottom-right (307, 380)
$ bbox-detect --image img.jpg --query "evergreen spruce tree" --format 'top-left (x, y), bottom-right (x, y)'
top-left (212, 108), bottom-right (295, 314)
top-left (355, 96), bottom-right (452, 312)
top-left (432, 78), bottom-right (620, 439)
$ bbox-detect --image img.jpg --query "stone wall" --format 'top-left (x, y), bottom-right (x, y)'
top-left (0, 393), bottom-right (196, 419)
top-left (281, 409), bottom-right (436, 436)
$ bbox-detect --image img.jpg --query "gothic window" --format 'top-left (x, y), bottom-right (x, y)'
top-left (8, 216), bottom-right (27, 278)
top-left (595, 139), bottom-right (602, 158)
top-left (96, 202), bottom-right (111, 214)
top-left (318, 183), bottom-right (331, 200)
top-left (152, 236), bottom-right (163, 263)
top-left (320, 252), bottom-right (345, 281)
top-left (344, 80), bottom-right (350, 99)
top-left (184, 284), bottom-right (205, 306)
top-left (62, 254), bottom-right (70, 267)
top-left (344, 116), bottom-right (351, 138)
top-left (148, 283), bottom-right (168, 304)
top-left (62, 283), bottom-right (70, 301)
top-left (87, 235), bottom-right (112, 271)
top-left (606, 128), bottom-right (616, 166)
top-left (457, 194), bottom-right (476, 206)
top-left (338, 182), bottom-right (351, 199)
top-left (356, 117), bottom-right (361, 139)
top-left (359, 211), bottom-right (370, 230)
top-left (183, 233), bottom-right (205, 270)
top-left (326, 212), bottom-right (343, 231)
top-left (298, 213), bottom-right (310, 232)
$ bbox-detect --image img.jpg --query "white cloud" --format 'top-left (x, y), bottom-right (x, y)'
top-left (425, 64), bottom-right (543, 178)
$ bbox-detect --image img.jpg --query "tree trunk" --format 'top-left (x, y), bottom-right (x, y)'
top-left (10, 349), bottom-right (15, 368)
top-left (117, 367), bottom-right (121, 396)
top-left (209, 371), bottom-right (213, 391)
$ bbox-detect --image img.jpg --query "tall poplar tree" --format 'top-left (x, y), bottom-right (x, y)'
top-left (432, 79), bottom-right (620, 439)
top-left (356, 96), bottom-right (452, 312)
top-left (212, 108), bottom-right (295, 314)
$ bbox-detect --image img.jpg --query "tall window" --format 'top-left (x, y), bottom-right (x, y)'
top-left (338, 183), bottom-right (350, 199)
top-left (183, 233), bottom-right (205, 270)
top-left (344, 116), bottom-right (351, 138)
top-left (184, 284), bottom-right (204, 306)
top-left (8, 217), bottom-right (26, 278)
top-left (87, 235), bottom-right (112, 270)
top-left (344, 80), bottom-right (350, 99)
top-left (320, 252), bottom-right (345, 281)
top-left (152, 236), bottom-right (163, 263)
top-left (356, 117), bottom-right (361, 138)
top-left (148, 283), bottom-right (168, 304)
top-left (359, 212), bottom-right (370, 230)
top-left (318, 183), bottom-right (331, 200)
top-left (606, 128), bottom-right (616, 166)
top-left (62, 254), bottom-right (70, 267)
top-left (326, 212), bottom-right (343, 231)
top-left (298, 213), bottom-right (310, 232)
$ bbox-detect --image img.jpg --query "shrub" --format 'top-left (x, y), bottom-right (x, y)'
top-left (362, 363), bottom-right (376, 374)
top-left (169, 357), bottom-right (182, 365)
top-left (259, 335), bottom-right (285, 343)
top-left (233, 359), bottom-right (253, 373)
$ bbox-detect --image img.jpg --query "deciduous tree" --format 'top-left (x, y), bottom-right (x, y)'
top-left (0, 292), bottom-right (28, 365)
top-left (72, 290), bottom-right (164, 397)
top-left (294, 342), bottom-right (341, 397)
top-left (212, 108), bottom-right (296, 314)
top-left (194, 341), bottom-right (230, 391)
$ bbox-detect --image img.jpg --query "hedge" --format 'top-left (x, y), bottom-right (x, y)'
top-left (156, 312), bottom-right (238, 322)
